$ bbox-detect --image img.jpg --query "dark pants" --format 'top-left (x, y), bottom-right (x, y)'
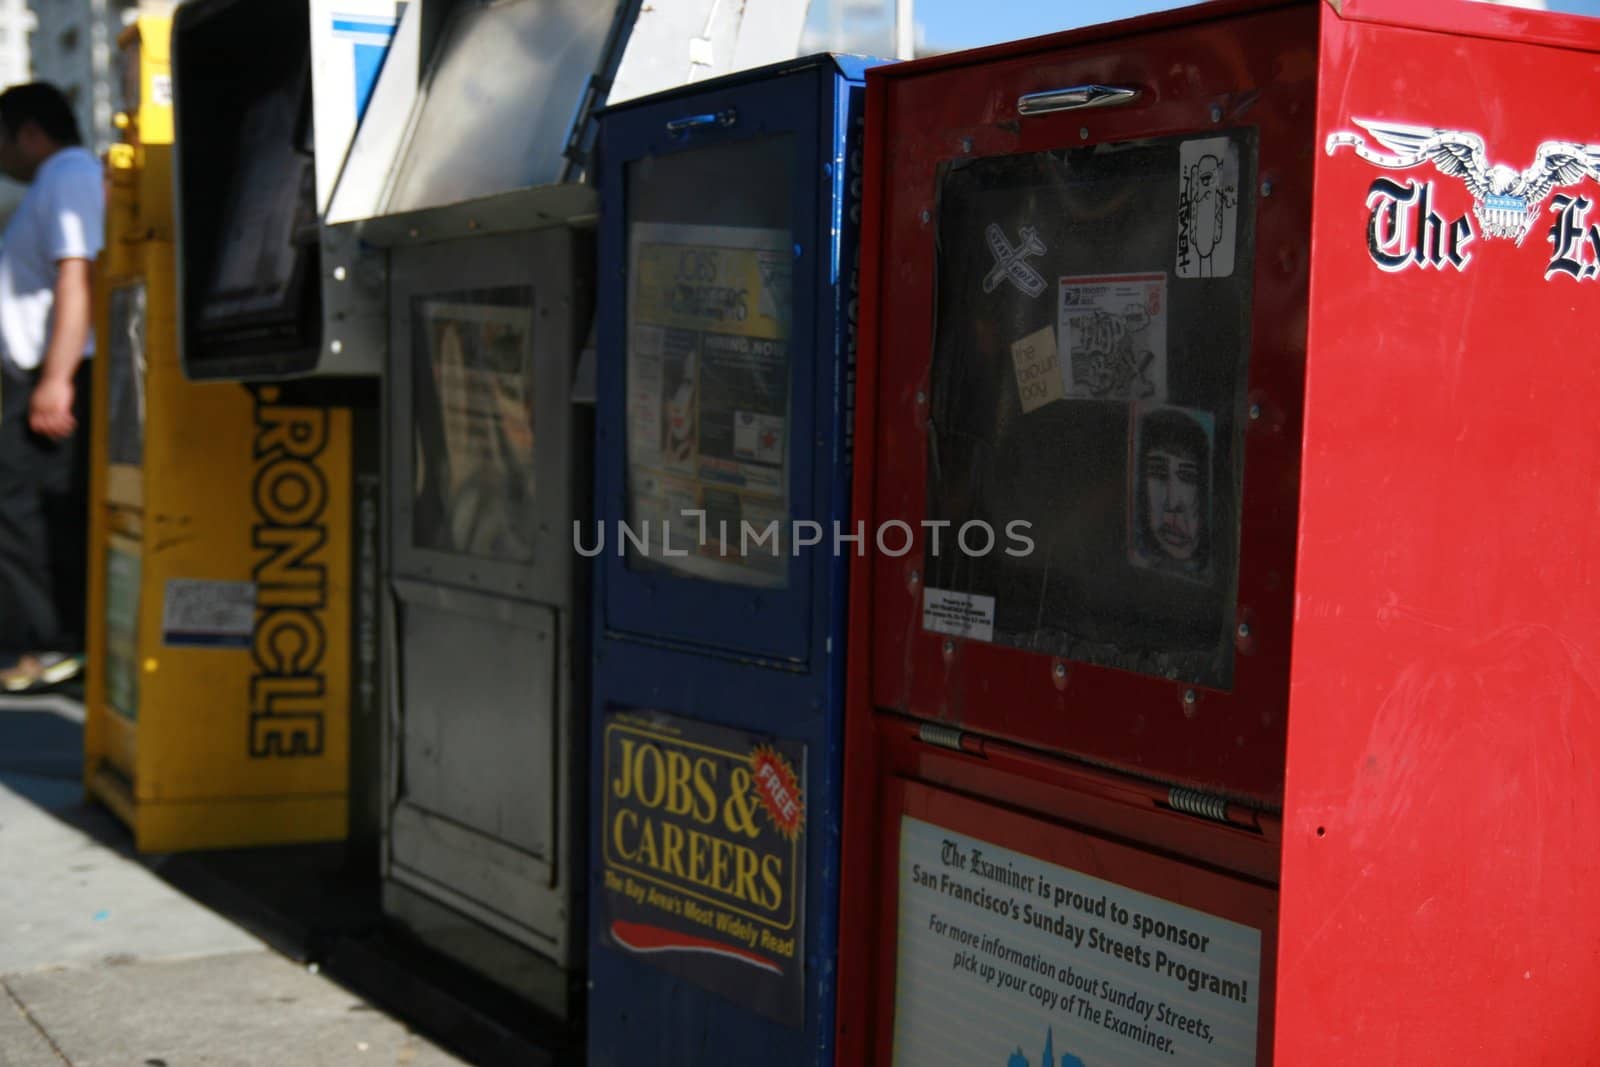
top-left (0, 361), bottom-right (90, 654)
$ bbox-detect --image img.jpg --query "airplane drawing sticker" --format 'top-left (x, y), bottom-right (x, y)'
top-left (1326, 117), bottom-right (1600, 250)
top-left (984, 222), bottom-right (1048, 298)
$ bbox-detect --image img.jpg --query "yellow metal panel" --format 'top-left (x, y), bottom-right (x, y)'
top-left (136, 15), bottom-right (173, 148)
top-left (133, 14), bottom-right (173, 237)
top-left (132, 794), bottom-right (348, 854)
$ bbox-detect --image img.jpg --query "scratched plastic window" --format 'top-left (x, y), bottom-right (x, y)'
top-left (623, 135), bottom-right (796, 588)
top-left (925, 131), bottom-right (1257, 689)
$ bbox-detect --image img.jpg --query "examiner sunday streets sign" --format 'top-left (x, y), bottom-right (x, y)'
top-left (892, 817), bottom-right (1260, 1065)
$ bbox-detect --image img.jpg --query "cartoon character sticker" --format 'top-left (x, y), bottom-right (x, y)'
top-left (1176, 136), bottom-right (1240, 278)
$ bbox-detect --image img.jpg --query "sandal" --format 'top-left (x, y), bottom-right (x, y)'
top-left (0, 652), bottom-right (84, 694)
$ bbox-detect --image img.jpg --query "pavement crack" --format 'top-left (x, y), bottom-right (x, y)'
top-left (2, 975), bottom-right (72, 1064)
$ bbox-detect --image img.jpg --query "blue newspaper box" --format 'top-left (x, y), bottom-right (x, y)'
top-left (588, 54), bottom-right (871, 1065)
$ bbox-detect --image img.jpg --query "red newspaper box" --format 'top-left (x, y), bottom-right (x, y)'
top-left (837, 2), bottom-right (1600, 1063)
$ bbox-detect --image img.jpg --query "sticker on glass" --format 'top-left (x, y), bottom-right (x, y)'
top-left (1176, 137), bottom-right (1240, 279)
top-left (984, 223), bottom-right (1048, 298)
top-left (162, 579), bottom-right (256, 647)
top-left (1129, 403), bottom-right (1214, 583)
top-left (891, 816), bottom-right (1262, 1066)
top-left (922, 588), bottom-right (995, 643)
top-left (1058, 274), bottom-right (1166, 403)
top-left (600, 708), bottom-right (807, 1027)
top-left (1009, 325), bottom-right (1064, 414)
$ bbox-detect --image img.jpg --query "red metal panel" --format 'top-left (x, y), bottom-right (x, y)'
top-left (1337, 0), bottom-right (1600, 54)
top-left (1278, 6), bottom-right (1600, 1061)
top-left (863, 5), bottom-right (1317, 803)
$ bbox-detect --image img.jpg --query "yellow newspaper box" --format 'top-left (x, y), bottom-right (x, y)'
top-left (83, 12), bottom-right (363, 851)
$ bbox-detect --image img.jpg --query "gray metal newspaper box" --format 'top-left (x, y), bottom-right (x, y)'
top-left (372, 199), bottom-right (593, 1014)
top-left (321, 0), bottom-right (624, 1017)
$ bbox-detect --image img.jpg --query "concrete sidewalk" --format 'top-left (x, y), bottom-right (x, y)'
top-left (0, 696), bottom-right (467, 1067)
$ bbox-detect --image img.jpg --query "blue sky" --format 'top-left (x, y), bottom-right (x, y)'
top-left (913, 0), bottom-right (1199, 51)
top-left (801, 0), bottom-right (1600, 56)
top-left (803, 0), bottom-right (1201, 55)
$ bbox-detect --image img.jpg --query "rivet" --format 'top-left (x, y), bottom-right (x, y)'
top-left (332, 265), bottom-right (347, 282)
top-left (1260, 180), bottom-right (1273, 198)
top-left (1079, 127), bottom-right (1088, 140)
top-left (1053, 663), bottom-right (1066, 680)
top-left (943, 639), bottom-right (955, 656)
top-left (960, 137), bottom-right (973, 153)
top-left (1237, 623), bottom-right (1250, 638)
top-left (909, 569), bottom-right (920, 586)
top-left (330, 339), bottom-right (343, 354)
top-left (915, 390), bottom-right (927, 405)
top-left (1248, 403), bottom-right (1262, 421)
top-left (920, 209), bottom-right (931, 224)
top-left (408, 227), bottom-right (420, 239)
top-left (1210, 105), bottom-right (1222, 123)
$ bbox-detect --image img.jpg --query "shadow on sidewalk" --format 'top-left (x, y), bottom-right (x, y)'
top-left (0, 696), bottom-right (582, 1067)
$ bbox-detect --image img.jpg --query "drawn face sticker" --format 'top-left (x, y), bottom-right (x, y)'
top-left (1144, 445), bottom-right (1201, 561)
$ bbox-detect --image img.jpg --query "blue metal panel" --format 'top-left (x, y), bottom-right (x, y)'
top-left (590, 55), bottom-right (872, 1066)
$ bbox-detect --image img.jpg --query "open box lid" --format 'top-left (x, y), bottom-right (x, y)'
top-left (326, 0), bottom-right (638, 230)
top-left (327, 0), bottom-right (819, 233)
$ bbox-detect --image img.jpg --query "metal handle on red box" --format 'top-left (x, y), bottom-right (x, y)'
top-left (1016, 84), bottom-right (1140, 116)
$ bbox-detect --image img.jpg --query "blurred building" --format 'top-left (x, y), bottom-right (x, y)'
top-left (801, 0), bottom-right (921, 58)
top-left (0, 0), bottom-right (32, 86)
top-left (29, 0), bottom-right (138, 154)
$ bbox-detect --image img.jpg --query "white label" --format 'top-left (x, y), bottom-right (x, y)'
top-left (149, 73), bottom-right (172, 107)
top-left (1176, 137), bottom-right (1240, 279)
top-left (1010, 325), bottom-right (1064, 414)
top-left (922, 588), bottom-right (995, 643)
top-left (162, 579), bottom-right (256, 647)
top-left (1058, 274), bottom-right (1167, 403)
top-left (892, 816), bottom-right (1260, 1067)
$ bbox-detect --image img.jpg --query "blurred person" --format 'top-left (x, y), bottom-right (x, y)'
top-left (0, 82), bottom-right (103, 692)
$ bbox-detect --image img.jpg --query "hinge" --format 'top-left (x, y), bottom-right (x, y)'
top-left (1166, 786), bottom-right (1233, 826)
top-left (918, 722), bottom-right (965, 751)
top-left (918, 722), bottom-right (985, 756)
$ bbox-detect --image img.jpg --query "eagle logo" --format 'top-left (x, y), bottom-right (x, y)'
top-left (1326, 118), bottom-right (1600, 244)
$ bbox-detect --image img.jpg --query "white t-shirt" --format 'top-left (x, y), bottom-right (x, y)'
top-left (0, 146), bottom-right (104, 373)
